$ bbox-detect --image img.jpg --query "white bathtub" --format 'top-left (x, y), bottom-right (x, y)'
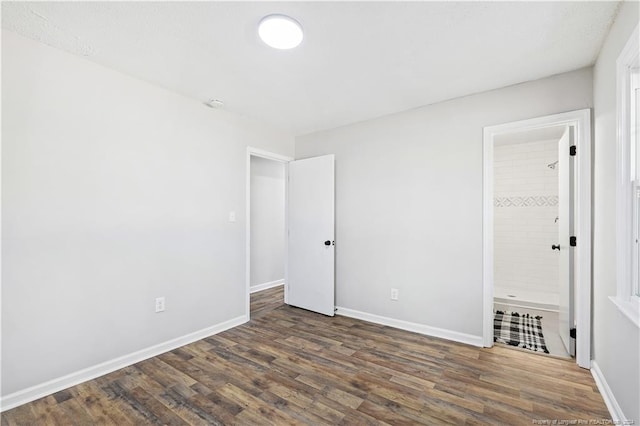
top-left (493, 286), bottom-right (559, 312)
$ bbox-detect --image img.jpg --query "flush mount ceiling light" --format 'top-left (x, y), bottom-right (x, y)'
top-left (258, 14), bottom-right (303, 50)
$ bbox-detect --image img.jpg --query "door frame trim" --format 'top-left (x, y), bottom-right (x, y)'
top-left (246, 147), bottom-right (293, 321)
top-left (482, 109), bottom-right (592, 368)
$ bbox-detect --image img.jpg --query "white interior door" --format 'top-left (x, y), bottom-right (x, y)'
top-left (558, 127), bottom-right (574, 355)
top-left (287, 155), bottom-right (335, 316)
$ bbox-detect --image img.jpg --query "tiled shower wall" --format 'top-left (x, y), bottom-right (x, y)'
top-left (494, 139), bottom-right (559, 300)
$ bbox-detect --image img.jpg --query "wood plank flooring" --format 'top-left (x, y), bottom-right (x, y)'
top-left (250, 285), bottom-right (285, 319)
top-left (2, 286), bottom-right (609, 425)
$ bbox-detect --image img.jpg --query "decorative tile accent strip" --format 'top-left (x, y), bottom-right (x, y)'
top-left (494, 195), bottom-right (558, 207)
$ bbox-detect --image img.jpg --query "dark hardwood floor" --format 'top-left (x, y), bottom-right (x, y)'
top-left (250, 285), bottom-right (284, 319)
top-left (2, 286), bottom-right (609, 425)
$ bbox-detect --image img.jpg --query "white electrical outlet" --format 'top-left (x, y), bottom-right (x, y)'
top-left (228, 211), bottom-right (236, 222)
top-left (391, 288), bottom-right (399, 301)
top-left (155, 297), bottom-right (165, 313)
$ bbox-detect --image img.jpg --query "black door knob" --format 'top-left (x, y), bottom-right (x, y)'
top-left (552, 244), bottom-right (560, 251)
top-left (324, 240), bottom-right (331, 246)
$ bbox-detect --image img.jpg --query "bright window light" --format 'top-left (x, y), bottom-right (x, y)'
top-left (258, 15), bottom-right (303, 50)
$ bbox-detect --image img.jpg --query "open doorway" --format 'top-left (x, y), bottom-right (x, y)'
top-left (492, 125), bottom-right (572, 358)
top-left (245, 148), bottom-right (292, 320)
top-left (483, 109), bottom-right (592, 368)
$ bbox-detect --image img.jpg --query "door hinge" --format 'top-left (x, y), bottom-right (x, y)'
top-left (570, 145), bottom-right (577, 156)
top-left (570, 236), bottom-right (577, 247)
top-left (570, 328), bottom-right (576, 339)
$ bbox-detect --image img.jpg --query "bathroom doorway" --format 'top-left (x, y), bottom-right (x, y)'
top-left (482, 109), bottom-right (592, 368)
top-left (492, 125), bottom-right (572, 358)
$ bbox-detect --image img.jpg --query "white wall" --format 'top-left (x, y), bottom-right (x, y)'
top-left (494, 139), bottom-right (559, 304)
top-left (592, 0), bottom-right (640, 421)
top-left (296, 67), bottom-right (592, 338)
top-left (1, 30), bottom-right (294, 397)
top-left (250, 156), bottom-right (285, 288)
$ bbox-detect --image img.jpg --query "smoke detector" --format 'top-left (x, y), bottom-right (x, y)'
top-left (205, 99), bottom-right (224, 109)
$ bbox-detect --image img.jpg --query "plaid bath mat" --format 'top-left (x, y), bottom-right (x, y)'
top-left (494, 310), bottom-right (549, 354)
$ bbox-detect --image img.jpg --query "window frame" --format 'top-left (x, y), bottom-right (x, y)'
top-left (633, 68), bottom-right (640, 299)
top-left (613, 23), bottom-right (640, 327)
top-left (633, 181), bottom-right (640, 298)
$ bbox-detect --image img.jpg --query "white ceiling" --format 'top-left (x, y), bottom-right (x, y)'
top-left (2, 1), bottom-right (620, 136)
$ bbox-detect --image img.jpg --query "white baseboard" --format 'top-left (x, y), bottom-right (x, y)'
top-left (590, 361), bottom-right (627, 423)
top-left (250, 279), bottom-right (284, 294)
top-left (0, 315), bottom-right (247, 412)
top-left (335, 306), bottom-right (483, 347)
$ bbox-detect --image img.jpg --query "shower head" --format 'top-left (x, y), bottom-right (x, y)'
top-left (547, 160), bottom-right (559, 169)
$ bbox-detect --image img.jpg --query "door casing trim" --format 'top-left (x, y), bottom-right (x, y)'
top-left (482, 109), bottom-right (592, 368)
